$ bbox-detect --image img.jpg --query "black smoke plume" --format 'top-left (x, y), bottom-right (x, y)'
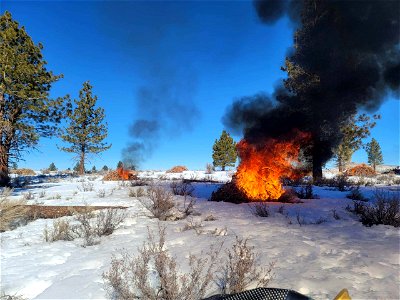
top-left (224, 0), bottom-right (399, 177)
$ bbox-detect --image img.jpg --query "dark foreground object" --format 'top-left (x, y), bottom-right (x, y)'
top-left (204, 288), bottom-right (311, 300)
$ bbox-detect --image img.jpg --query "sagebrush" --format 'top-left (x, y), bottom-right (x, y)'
top-left (103, 225), bottom-right (220, 300)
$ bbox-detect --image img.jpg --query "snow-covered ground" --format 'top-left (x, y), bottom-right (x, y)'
top-left (1, 171), bottom-right (399, 299)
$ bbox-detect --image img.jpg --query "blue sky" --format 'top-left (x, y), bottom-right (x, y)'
top-left (1, 1), bottom-right (399, 171)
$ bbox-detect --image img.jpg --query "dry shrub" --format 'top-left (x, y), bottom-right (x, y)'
top-left (103, 225), bottom-right (220, 300)
top-left (182, 217), bottom-right (204, 235)
top-left (346, 186), bottom-right (367, 201)
top-left (138, 186), bottom-right (176, 221)
top-left (97, 189), bottom-right (106, 198)
top-left (0, 292), bottom-right (27, 300)
top-left (170, 181), bottom-right (194, 197)
top-left (74, 207), bottom-right (127, 246)
top-left (294, 183), bottom-right (317, 199)
top-left (0, 188), bottom-right (29, 232)
top-left (203, 214), bottom-right (217, 221)
top-left (346, 164), bottom-right (375, 176)
top-left (170, 181), bottom-right (196, 217)
top-left (11, 168), bottom-right (36, 176)
top-left (360, 190), bottom-right (399, 227)
top-left (44, 219), bottom-right (75, 242)
top-left (251, 202), bottom-right (270, 217)
top-left (78, 181), bottom-right (94, 192)
top-left (94, 208), bottom-right (127, 236)
top-left (205, 163), bottom-right (214, 174)
top-left (166, 165), bottom-right (188, 173)
top-left (129, 187), bottom-right (146, 198)
top-left (44, 207), bottom-right (127, 246)
top-left (216, 236), bottom-right (274, 294)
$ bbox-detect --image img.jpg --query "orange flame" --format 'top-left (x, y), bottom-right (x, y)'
top-left (235, 132), bottom-right (309, 201)
top-left (117, 167), bottom-right (133, 180)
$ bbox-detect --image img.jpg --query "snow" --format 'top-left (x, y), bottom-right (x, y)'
top-left (1, 171), bottom-right (399, 299)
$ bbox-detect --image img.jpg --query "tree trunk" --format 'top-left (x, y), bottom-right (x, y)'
top-left (373, 163), bottom-right (376, 172)
top-left (222, 165), bottom-right (225, 171)
top-left (79, 151), bottom-right (85, 175)
top-left (312, 142), bottom-right (323, 182)
top-left (0, 146), bottom-right (10, 187)
top-left (337, 158), bottom-right (343, 173)
top-left (312, 160), bottom-right (323, 182)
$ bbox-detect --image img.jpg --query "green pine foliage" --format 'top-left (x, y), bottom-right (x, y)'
top-left (212, 130), bottom-right (237, 171)
top-left (102, 165), bottom-right (109, 171)
top-left (59, 81), bottom-right (111, 175)
top-left (48, 162), bottom-right (57, 171)
top-left (365, 138), bottom-right (383, 171)
top-left (0, 11), bottom-right (67, 186)
top-left (117, 161), bottom-right (123, 169)
top-left (335, 114), bottom-right (379, 172)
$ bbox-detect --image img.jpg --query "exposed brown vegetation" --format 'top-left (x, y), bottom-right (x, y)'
top-left (11, 168), bottom-right (36, 176)
top-left (346, 164), bottom-right (375, 176)
top-left (166, 165), bottom-right (188, 173)
top-left (23, 205), bottom-right (127, 219)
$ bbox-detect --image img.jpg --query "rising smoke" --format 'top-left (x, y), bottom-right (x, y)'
top-left (224, 0), bottom-right (400, 173)
top-left (101, 2), bottom-right (202, 168)
top-left (122, 65), bottom-right (199, 168)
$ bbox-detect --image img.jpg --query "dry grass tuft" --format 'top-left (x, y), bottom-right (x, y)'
top-left (11, 168), bottom-right (36, 176)
top-left (0, 188), bottom-right (29, 232)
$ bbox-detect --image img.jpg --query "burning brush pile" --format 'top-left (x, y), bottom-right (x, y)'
top-left (103, 167), bottom-right (137, 181)
top-left (212, 0), bottom-right (399, 203)
top-left (211, 131), bottom-right (309, 203)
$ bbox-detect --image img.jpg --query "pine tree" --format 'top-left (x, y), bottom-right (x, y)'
top-left (60, 81), bottom-right (111, 175)
top-left (48, 162), bottom-right (57, 171)
top-left (335, 114), bottom-right (379, 172)
top-left (102, 165), bottom-right (109, 171)
top-left (212, 130), bottom-right (237, 171)
top-left (0, 12), bottom-right (67, 186)
top-left (91, 165), bottom-right (97, 173)
top-left (365, 138), bottom-right (383, 171)
top-left (73, 162), bottom-right (83, 173)
top-left (117, 161), bottom-right (123, 169)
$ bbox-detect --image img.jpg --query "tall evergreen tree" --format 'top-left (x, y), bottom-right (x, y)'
top-left (212, 130), bottom-right (237, 171)
top-left (48, 162), bottom-right (57, 171)
top-left (365, 138), bottom-right (383, 171)
top-left (117, 161), bottom-right (123, 169)
top-left (335, 114), bottom-right (379, 172)
top-left (102, 165), bottom-right (109, 172)
top-left (60, 81), bottom-right (111, 175)
top-left (0, 12), bottom-right (67, 186)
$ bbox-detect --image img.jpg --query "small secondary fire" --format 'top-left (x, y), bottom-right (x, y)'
top-left (234, 131), bottom-right (309, 201)
top-left (117, 167), bottom-right (136, 180)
